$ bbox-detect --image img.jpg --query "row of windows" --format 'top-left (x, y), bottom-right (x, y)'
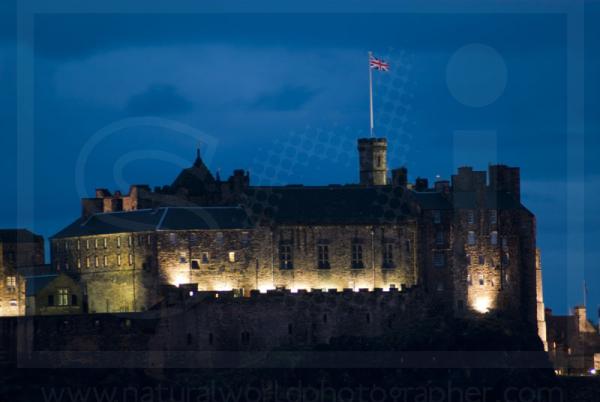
top-left (467, 231), bottom-right (508, 247)
top-left (58, 254), bottom-right (135, 270)
top-left (280, 242), bottom-right (401, 270)
top-left (5, 276), bottom-right (17, 292)
top-left (432, 209), bottom-right (498, 225)
top-left (466, 273), bottom-right (509, 287)
top-left (433, 252), bottom-right (510, 268)
top-left (60, 235), bottom-right (151, 251)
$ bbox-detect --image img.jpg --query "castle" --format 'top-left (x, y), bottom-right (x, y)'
top-left (48, 137), bottom-right (544, 332)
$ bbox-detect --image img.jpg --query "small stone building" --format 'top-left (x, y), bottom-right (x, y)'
top-left (25, 273), bottom-right (83, 316)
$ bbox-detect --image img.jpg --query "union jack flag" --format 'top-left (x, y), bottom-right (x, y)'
top-left (369, 55), bottom-right (390, 71)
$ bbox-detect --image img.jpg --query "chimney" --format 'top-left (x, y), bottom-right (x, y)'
top-left (414, 178), bottom-right (429, 192)
top-left (489, 165), bottom-right (521, 202)
top-left (358, 138), bottom-right (387, 186)
top-left (391, 167), bottom-right (408, 187)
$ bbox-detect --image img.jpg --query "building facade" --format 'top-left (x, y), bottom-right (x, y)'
top-left (51, 137), bottom-right (539, 327)
top-left (0, 229), bottom-right (43, 316)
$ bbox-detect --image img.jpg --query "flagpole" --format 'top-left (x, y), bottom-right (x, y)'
top-left (368, 51), bottom-right (374, 138)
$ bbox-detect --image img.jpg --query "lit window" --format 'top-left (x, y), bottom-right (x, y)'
top-left (467, 210), bottom-right (475, 225)
top-left (317, 244), bottom-right (330, 269)
top-left (94, 256), bottom-right (99, 267)
top-left (228, 251), bottom-right (236, 263)
top-left (117, 236), bottom-right (121, 248)
top-left (433, 252), bottom-right (445, 267)
top-left (57, 288), bottom-right (69, 306)
top-left (77, 259), bottom-right (81, 269)
top-left (86, 239), bottom-right (90, 249)
top-left (77, 240), bottom-right (80, 250)
top-left (86, 257), bottom-right (90, 268)
top-left (467, 274), bottom-right (472, 286)
top-left (279, 244), bottom-right (293, 270)
top-left (128, 254), bottom-right (133, 265)
top-left (351, 243), bottom-right (364, 269)
top-left (6, 276), bottom-right (16, 290)
top-left (95, 238), bottom-right (99, 249)
top-left (103, 238), bottom-right (108, 248)
top-left (117, 254), bottom-right (121, 266)
top-left (467, 231), bottom-right (476, 245)
top-left (490, 231), bottom-right (498, 246)
top-left (490, 210), bottom-right (498, 225)
top-left (382, 243), bottom-right (394, 268)
top-left (103, 255), bottom-right (108, 266)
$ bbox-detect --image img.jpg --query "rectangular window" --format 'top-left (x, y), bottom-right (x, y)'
top-left (47, 295), bottom-right (54, 306)
top-left (77, 240), bottom-right (80, 250)
top-left (86, 239), bottom-right (90, 249)
top-left (433, 252), bottom-right (445, 267)
top-left (94, 256), bottom-right (99, 267)
top-left (435, 231), bottom-right (444, 246)
top-left (490, 231), bottom-right (498, 246)
top-left (103, 238), bottom-right (108, 248)
top-left (467, 231), bottom-right (476, 245)
top-left (432, 210), bottom-right (441, 224)
top-left (128, 254), bottom-right (133, 265)
top-left (86, 257), bottom-right (90, 268)
top-left (478, 255), bottom-right (485, 265)
top-left (6, 276), bottom-right (16, 289)
top-left (57, 288), bottom-right (69, 306)
top-left (228, 251), bottom-right (236, 263)
top-left (405, 239), bottom-right (411, 253)
top-left (279, 244), bottom-right (293, 270)
top-left (502, 253), bottom-right (510, 266)
top-left (382, 243), bottom-right (394, 268)
top-left (490, 210), bottom-right (498, 225)
top-left (436, 282), bottom-right (444, 292)
top-left (241, 232), bottom-right (250, 246)
top-left (65, 261), bottom-right (69, 271)
top-left (351, 243), bottom-right (364, 269)
top-left (179, 255), bottom-right (187, 264)
top-left (466, 254), bottom-right (471, 265)
top-left (117, 236), bottom-right (121, 248)
top-left (103, 255), bottom-right (108, 266)
top-left (64, 241), bottom-right (68, 251)
top-left (501, 237), bottom-right (508, 251)
top-left (317, 245), bottom-right (330, 269)
top-left (467, 274), bottom-right (472, 286)
top-left (147, 234), bottom-right (152, 245)
top-left (95, 238), bottom-right (99, 249)
top-left (201, 252), bottom-right (209, 264)
top-left (191, 259), bottom-right (200, 270)
top-left (467, 210), bottom-right (475, 225)
top-left (117, 254), bottom-right (121, 266)
top-left (479, 274), bottom-right (484, 286)
top-left (216, 232), bottom-right (224, 246)
top-left (77, 259), bottom-right (81, 269)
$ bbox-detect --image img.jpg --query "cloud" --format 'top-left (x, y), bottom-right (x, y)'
top-left (248, 85), bottom-right (319, 111)
top-left (125, 84), bottom-right (193, 116)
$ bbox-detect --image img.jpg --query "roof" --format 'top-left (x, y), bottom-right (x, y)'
top-left (170, 152), bottom-right (217, 196)
top-left (51, 207), bottom-right (253, 239)
top-left (411, 190), bottom-right (523, 210)
top-left (243, 186), bottom-right (416, 225)
top-left (0, 229), bottom-right (42, 243)
top-left (25, 274), bottom-right (58, 296)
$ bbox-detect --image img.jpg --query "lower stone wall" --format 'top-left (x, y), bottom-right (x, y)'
top-left (0, 287), bottom-right (425, 366)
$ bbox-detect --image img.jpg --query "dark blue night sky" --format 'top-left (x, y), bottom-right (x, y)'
top-left (1, 1), bottom-right (599, 316)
